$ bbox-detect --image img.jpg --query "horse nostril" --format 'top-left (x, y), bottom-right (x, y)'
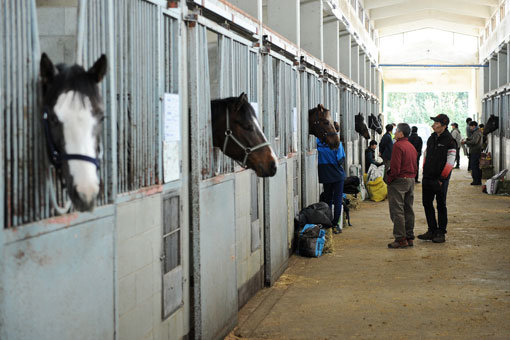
top-left (270, 161), bottom-right (277, 175)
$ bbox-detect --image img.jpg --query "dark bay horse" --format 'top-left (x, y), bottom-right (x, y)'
top-left (355, 113), bottom-right (370, 139)
top-left (484, 114), bottom-right (499, 135)
top-left (40, 53), bottom-right (107, 212)
top-left (211, 93), bottom-right (277, 177)
top-left (368, 113), bottom-right (382, 134)
top-left (308, 104), bottom-right (340, 149)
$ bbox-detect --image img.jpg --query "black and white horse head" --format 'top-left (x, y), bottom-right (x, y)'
top-left (368, 113), bottom-right (383, 134)
top-left (40, 53), bottom-right (107, 212)
top-left (484, 114), bottom-right (499, 136)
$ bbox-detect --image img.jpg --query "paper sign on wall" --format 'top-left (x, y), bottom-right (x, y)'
top-left (163, 93), bottom-right (180, 183)
top-left (164, 93), bottom-right (180, 142)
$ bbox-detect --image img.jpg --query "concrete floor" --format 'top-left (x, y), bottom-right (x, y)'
top-left (228, 163), bottom-right (510, 339)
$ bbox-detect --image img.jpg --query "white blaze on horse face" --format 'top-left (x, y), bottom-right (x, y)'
top-left (54, 91), bottom-right (99, 203)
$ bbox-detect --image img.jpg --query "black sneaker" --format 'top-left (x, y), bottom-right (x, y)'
top-left (417, 231), bottom-right (435, 240)
top-left (333, 225), bottom-right (342, 234)
top-left (432, 234), bottom-right (445, 243)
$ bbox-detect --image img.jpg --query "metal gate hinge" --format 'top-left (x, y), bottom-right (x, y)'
top-left (184, 12), bottom-right (199, 27)
top-left (298, 56), bottom-right (306, 72)
top-left (260, 35), bottom-right (270, 55)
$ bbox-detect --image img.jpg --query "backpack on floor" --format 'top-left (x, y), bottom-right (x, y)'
top-left (297, 224), bottom-right (326, 258)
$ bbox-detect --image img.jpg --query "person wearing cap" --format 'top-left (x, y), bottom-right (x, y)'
top-left (418, 114), bottom-right (457, 244)
top-left (408, 126), bottom-right (423, 182)
top-left (461, 121), bottom-right (483, 185)
top-left (450, 123), bottom-right (462, 169)
top-left (385, 123), bottom-right (418, 249)
top-left (365, 140), bottom-right (383, 173)
top-left (379, 124), bottom-right (394, 178)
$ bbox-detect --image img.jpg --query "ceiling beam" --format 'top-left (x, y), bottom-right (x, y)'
top-left (376, 20), bottom-right (482, 37)
top-left (364, 0), bottom-right (406, 10)
top-left (369, 0), bottom-right (492, 20)
top-left (374, 10), bottom-right (486, 29)
top-left (365, 0), bottom-right (498, 10)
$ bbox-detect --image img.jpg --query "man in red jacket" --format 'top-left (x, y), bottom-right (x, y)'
top-left (385, 123), bottom-right (418, 248)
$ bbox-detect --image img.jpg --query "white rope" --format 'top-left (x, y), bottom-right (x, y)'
top-left (47, 166), bottom-right (72, 215)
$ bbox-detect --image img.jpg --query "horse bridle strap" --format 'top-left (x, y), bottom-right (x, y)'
top-left (222, 107), bottom-right (271, 168)
top-left (42, 110), bottom-right (100, 168)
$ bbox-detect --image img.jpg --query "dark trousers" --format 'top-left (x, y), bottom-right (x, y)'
top-left (467, 153), bottom-right (471, 171)
top-left (322, 180), bottom-right (344, 226)
top-left (455, 147), bottom-right (460, 168)
top-left (470, 151), bottom-right (481, 184)
top-left (422, 177), bottom-right (450, 235)
top-left (415, 155), bottom-right (421, 181)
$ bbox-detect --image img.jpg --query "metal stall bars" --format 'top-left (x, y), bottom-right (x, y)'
top-left (492, 95), bottom-right (501, 172)
top-left (340, 82), bottom-right (353, 171)
top-left (1, 2), bottom-right (116, 339)
top-left (1, 0), bottom-right (43, 227)
top-left (76, 0), bottom-right (116, 205)
top-left (261, 33), bottom-right (299, 285)
top-left (502, 92), bottom-right (510, 175)
top-left (188, 20), bottom-right (239, 340)
top-left (299, 56), bottom-right (323, 208)
top-left (351, 88), bottom-right (361, 168)
top-left (115, 0), bottom-right (161, 194)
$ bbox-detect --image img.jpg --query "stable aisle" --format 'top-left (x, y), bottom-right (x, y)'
top-left (228, 164), bottom-right (510, 339)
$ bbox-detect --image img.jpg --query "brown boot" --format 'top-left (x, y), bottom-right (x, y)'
top-left (407, 238), bottom-right (414, 247)
top-left (388, 238), bottom-right (408, 249)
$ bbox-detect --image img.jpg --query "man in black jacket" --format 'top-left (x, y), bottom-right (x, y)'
top-left (418, 114), bottom-right (457, 243)
top-left (379, 124), bottom-right (394, 178)
top-left (365, 140), bottom-right (383, 173)
top-left (408, 126), bottom-right (423, 183)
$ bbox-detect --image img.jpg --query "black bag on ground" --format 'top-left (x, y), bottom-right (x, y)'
top-left (344, 176), bottom-right (360, 194)
top-left (294, 202), bottom-right (333, 229)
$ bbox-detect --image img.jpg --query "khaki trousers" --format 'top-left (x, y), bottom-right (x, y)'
top-left (387, 177), bottom-right (415, 240)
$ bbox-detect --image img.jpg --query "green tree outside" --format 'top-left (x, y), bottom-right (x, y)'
top-left (385, 92), bottom-right (469, 137)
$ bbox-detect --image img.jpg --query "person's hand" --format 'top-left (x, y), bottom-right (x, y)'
top-left (438, 180), bottom-right (443, 186)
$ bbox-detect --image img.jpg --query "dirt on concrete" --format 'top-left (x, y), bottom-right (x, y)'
top-left (228, 165), bottom-right (510, 339)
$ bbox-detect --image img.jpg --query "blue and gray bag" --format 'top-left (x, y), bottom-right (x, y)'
top-left (297, 224), bottom-right (326, 257)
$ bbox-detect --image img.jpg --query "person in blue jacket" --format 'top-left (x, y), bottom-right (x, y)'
top-left (317, 136), bottom-right (346, 234)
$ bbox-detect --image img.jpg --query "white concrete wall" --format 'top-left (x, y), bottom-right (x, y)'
top-left (117, 195), bottom-right (186, 340)
top-left (37, 2), bottom-right (77, 64)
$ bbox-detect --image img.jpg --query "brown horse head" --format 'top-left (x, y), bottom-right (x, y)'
top-left (211, 93), bottom-right (277, 177)
top-left (355, 113), bottom-right (370, 139)
top-left (308, 104), bottom-right (340, 149)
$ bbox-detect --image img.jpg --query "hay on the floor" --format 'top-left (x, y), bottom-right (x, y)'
top-left (322, 227), bottom-right (334, 254)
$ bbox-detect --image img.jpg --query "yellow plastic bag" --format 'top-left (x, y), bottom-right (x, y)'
top-left (366, 177), bottom-right (387, 202)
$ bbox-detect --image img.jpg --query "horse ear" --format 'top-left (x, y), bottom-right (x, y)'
top-left (317, 104), bottom-right (324, 112)
top-left (40, 53), bottom-right (55, 84)
top-left (238, 92), bottom-right (248, 103)
top-left (88, 54), bottom-right (108, 83)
